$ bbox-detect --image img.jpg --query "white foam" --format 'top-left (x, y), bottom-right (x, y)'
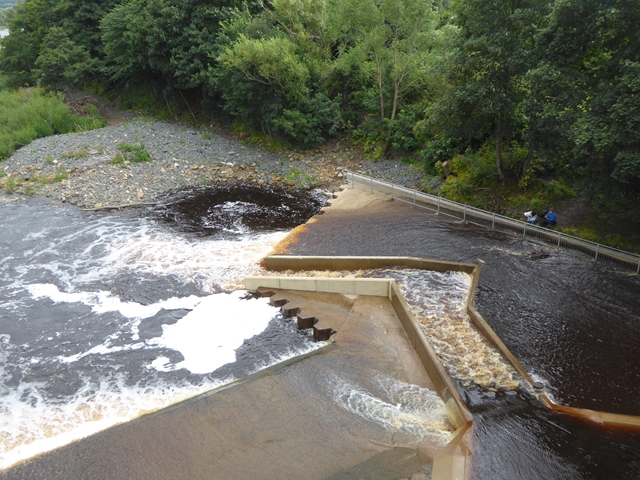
top-left (26, 283), bottom-right (204, 321)
top-left (25, 285), bottom-right (278, 374)
top-left (85, 227), bottom-right (287, 290)
top-left (332, 374), bottom-right (452, 444)
top-left (9, 216), bottom-right (287, 292)
top-left (148, 291), bottom-right (276, 374)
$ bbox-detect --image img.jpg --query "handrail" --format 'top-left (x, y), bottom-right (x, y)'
top-left (345, 171), bottom-right (640, 273)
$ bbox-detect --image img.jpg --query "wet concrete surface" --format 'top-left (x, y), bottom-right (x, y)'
top-left (2, 292), bottom-right (449, 480)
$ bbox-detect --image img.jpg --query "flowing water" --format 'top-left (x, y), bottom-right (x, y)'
top-left (286, 197), bottom-right (640, 479)
top-left (0, 186), bottom-right (328, 470)
top-left (3, 184), bottom-right (640, 478)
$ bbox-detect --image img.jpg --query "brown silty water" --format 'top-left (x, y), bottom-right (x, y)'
top-left (261, 267), bottom-right (521, 391)
top-left (281, 187), bottom-right (640, 480)
top-left (4, 185), bottom-right (640, 479)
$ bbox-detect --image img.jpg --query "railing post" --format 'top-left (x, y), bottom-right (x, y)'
top-left (595, 244), bottom-right (600, 261)
top-left (637, 257), bottom-right (640, 274)
top-left (463, 205), bottom-right (467, 222)
top-left (437, 197), bottom-right (441, 214)
top-left (523, 222), bottom-right (527, 238)
top-left (557, 232), bottom-right (562, 248)
top-left (413, 190), bottom-right (416, 205)
top-left (391, 184), bottom-right (394, 199)
top-left (492, 214), bottom-right (495, 230)
top-left (370, 177), bottom-right (373, 193)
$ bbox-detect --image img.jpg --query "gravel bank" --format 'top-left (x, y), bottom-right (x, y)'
top-left (0, 120), bottom-right (431, 208)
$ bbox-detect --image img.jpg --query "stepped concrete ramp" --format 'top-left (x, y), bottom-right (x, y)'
top-left (2, 291), bottom-right (452, 480)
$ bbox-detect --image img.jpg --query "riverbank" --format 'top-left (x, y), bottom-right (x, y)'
top-left (0, 119), bottom-right (427, 208)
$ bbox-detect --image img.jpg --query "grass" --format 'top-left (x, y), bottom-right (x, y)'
top-left (0, 167), bottom-right (69, 195)
top-left (111, 142), bottom-right (152, 168)
top-left (284, 167), bottom-right (320, 189)
top-left (64, 148), bottom-right (89, 159)
top-left (3, 177), bottom-right (17, 193)
top-left (0, 87), bottom-right (108, 160)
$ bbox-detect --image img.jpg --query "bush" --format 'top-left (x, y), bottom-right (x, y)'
top-left (111, 142), bottom-right (152, 167)
top-left (273, 93), bottom-right (342, 148)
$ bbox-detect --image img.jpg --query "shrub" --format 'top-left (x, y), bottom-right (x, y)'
top-left (111, 142), bottom-right (152, 167)
top-left (0, 87), bottom-right (107, 159)
top-left (273, 93), bottom-right (343, 148)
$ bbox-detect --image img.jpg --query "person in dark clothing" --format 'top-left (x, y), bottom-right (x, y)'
top-left (541, 208), bottom-right (557, 227)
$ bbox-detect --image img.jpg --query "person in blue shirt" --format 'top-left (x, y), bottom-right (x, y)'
top-left (541, 208), bottom-right (557, 227)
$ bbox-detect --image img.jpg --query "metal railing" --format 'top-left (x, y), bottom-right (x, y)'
top-left (345, 171), bottom-right (640, 274)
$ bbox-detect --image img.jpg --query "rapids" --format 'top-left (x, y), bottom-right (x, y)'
top-left (0, 187), bottom-right (326, 470)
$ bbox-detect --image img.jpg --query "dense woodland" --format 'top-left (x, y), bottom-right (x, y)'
top-left (0, 0), bottom-right (639, 245)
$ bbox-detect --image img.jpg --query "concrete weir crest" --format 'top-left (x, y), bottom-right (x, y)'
top-left (246, 254), bottom-right (640, 480)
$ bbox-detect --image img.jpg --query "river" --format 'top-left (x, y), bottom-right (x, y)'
top-left (1, 185), bottom-right (640, 478)
top-left (0, 186), bottom-right (328, 470)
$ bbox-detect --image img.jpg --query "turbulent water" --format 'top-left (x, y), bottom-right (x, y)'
top-left (0, 187), bottom-right (327, 470)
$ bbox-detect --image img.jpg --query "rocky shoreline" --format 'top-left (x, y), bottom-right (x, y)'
top-left (0, 120), bottom-right (430, 208)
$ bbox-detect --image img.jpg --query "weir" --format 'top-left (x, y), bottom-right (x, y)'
top-left (3, 185), bottom-right (639, 478)
top-left (243, 186), bottom-right (640, 478)
top-left (246, 250), bottom-right (640, 478)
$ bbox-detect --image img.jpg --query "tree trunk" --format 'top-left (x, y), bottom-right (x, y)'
top-left (496, 123), bottom-right (505, 182)
top-left (521, 133), bottom-right (534, 178)
top-left (380, 80), bottom-right (401, 158)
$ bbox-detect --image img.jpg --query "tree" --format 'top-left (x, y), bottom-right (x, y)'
top-left (329, 0), bottom-right (443, 155)
top-left (34, 27), bottom-right (95, 87)
top-left (533, 0), bottom-right (640, 221)
top-left (433, 0), bottom-right (548, 180)
top-left (0, 0), bottom-right (56, 86)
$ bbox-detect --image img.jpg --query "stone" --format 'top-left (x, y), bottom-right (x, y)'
top-left (533, 381), bottom-right (544, 389)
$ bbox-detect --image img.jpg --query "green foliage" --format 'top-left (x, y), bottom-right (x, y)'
top-left (3, 176), bottom-right (17, 193)
top-left (34, 27), bottom-right (96, 87)
top-left (430, 0), bottom-right (549, 180)
top-left (273, 93), bottom-right (342, 147)
top-left (0, 87), bottom-right (106, 160)
top-left (111, 142), bottom-right (152, 167)
top-left (329, 0), bottom-right (448, 153)
top-left (215, 34), bottom-right (311, 129)
top-left (284, 167), bottom-right (320, 189)
top-left (421, 135), bottom-right (465, 169)
top-left (64, 148), bottom-right (88, 159)
top-left (101, 0), bottom-right (260, 90)
top-left (1, 0), bottom-right (639, 237)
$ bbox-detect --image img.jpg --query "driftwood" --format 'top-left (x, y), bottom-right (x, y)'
top-left (82, 202), bottom-right (158, 211)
